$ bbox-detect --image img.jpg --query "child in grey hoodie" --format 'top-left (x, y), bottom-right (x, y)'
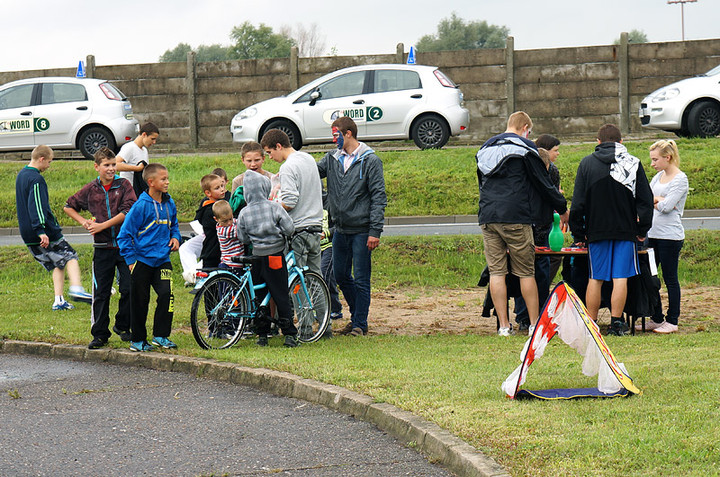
top-left (236, 170), bottom-right (298, 347)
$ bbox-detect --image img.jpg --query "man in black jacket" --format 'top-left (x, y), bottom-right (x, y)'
top-left (476, 112), bottom-right (568, 336)
top-left (317, 116), bottom-right (387, 337)
top-left (569, 124), bottom-right (654, 336)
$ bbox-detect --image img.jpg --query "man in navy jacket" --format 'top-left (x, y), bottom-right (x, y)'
top-left (476, 112), bottom-right (568, 336)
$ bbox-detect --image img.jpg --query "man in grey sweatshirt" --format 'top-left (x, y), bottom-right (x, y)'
top-left (261, 129), bottom-right (324, 275)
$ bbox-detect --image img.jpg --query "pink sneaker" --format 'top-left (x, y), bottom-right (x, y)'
top-left (635, 320), bottom-right (664, 332)
top-left (653, 322), bottom-right (678, 334)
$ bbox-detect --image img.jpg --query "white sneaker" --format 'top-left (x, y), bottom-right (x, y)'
top-left (528, 325), bottom-right (536, 336)
top-left (635, 320), bottom-right (664, 331)
top-left (498, 327), bottom-right (511, 337)
top-left (182, 271), bottom-right (196, 285)
top-left (653, 322), bottom-right (678, 334)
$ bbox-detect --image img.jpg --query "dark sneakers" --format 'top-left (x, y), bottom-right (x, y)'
top-left (607, 320), bottom-right (630, 336)
top-left (88, 337), bottom-right (107, 349)
top-left (113, 326), bottom-right (132, 342)
top-left (256, 336), bottom-right (269, 347)
top-left (283, 335), bottom-right (299, 348)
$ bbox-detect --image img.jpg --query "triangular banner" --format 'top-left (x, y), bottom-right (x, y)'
top-left (502, 281), bottom-right (641, 400)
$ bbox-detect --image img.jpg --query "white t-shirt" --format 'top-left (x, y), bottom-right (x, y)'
top-left (118, 141), bottom-right (149, 186)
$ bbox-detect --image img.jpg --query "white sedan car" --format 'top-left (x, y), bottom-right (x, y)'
top-left (0, 77), bottom-right (138, 159)
top-left (639, 64), bottom-right (720, 137)
top-left (230, 64), bottom-right (469, 149)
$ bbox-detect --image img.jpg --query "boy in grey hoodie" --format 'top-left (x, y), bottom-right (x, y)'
top-left (236, 170), bottom-right (298, 347)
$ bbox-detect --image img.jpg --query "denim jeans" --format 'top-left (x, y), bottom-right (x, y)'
top-left (332, 232), bottom-right (372, 331)
top-left (648, 238), bottom-right (684, 325)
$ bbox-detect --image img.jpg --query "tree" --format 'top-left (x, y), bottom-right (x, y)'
top-left (196, 44), bottom-right (233, 62)
top-left (416, 13), bottom-right (509, 52)
top-left (281, 23), bottom-right (327, 57)
top-left (230, 21), bottom-right (295, 60)
top-left (159, 43), bottom-right (193, 62)
top-left (614, 29), bottom-right (648, 45)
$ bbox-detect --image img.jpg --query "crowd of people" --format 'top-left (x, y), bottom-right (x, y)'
top-left (15, 117), bottom-right (387, 350)
top-left (477, 112), bottom-right (688, 337)
top-left (15, 110), bottom-right (687, 350)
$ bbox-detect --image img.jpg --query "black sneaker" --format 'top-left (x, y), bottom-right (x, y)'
top-left (607, 320), bottom-right (630, 336)
top-left (283, 335), bottom-right (299, 348)
top-left (256, 336), bottom-right (268, 347)
top-left (113, 326), bottom-right (132, 342)
top-left (88, 337), bottom-right (107, 349)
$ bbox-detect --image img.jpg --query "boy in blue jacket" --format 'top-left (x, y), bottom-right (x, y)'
top-left (118, 163), bottom-right (182, 351)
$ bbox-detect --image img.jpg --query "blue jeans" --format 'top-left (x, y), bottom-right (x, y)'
top-left (648, 238), bottom-right (683, 325)
top-left (332, 232), bottom-right (372, 331)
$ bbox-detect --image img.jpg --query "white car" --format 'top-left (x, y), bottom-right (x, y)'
top-left (0, 77), bottom-right (139, 159)
top-left (639, 64), bottom-right (720, 137)
top-left (230, 64), bottom-right (469, 149)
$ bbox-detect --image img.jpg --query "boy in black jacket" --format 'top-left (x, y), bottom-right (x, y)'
top-left (195, 173), bottom-right (230, 269)
top-left (16, 145), bottom-right (92, 311)
top-left (569, 124), bottom-right (654, 336)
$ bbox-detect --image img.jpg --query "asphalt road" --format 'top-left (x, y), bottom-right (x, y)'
top-left (0, 354), bottom-right (452, 477)
top-left (2, 215), bottom-right (719, 246)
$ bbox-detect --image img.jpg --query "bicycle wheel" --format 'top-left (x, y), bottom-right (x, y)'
top-left (190, 273), bottom-right (251, 349)
top-left (289, 271), bottom-right (331, 343)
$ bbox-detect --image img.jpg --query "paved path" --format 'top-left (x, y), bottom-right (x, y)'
top-left (0, 354), bottom-right (452, 476)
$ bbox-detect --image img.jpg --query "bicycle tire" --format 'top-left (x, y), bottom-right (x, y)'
top-left (289, 271), bottom-right (331, 343)
top-left (190, 273), bottom-right (251, 349)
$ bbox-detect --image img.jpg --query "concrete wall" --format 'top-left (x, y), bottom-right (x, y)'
top-left (1, 37), bottom-right (718, 148)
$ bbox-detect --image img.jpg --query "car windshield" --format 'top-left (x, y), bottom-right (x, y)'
top-left (704, 64), bottom-right (720, 76)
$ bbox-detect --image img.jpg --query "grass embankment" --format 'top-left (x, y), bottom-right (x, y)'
top-left (1, 232), bottom-right (719, 476)
top-left (0, 137), bottom-right (718, 227)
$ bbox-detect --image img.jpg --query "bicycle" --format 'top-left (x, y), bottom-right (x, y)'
top-left (189, 248), bottom-right (331, 350)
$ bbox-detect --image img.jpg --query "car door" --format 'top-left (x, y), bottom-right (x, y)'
top-left (0, 83), bottom-right (36, 148)
top-left (364, 69), bottom-right (425, 139)
top-left (33, 82), bottom-right (90, 147)
top-left (295, 71), bottom-right (368, 141)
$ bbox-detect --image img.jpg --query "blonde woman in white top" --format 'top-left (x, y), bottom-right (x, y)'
top-left (639, 140), bottom-right (688, 334)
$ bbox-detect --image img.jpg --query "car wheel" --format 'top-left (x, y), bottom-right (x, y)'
top-left (411, 115), bottom-right (450, 149)
top-left (263, 120), bottom-right (302, 150)
top-left (78, 127), bottom-right (116, 160)
top-left (687, 101), bottom-right (720, 138)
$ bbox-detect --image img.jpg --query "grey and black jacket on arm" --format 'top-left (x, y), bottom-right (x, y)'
top-left (317, 143), bottom-right (387, 238)
top-left (476, 133), bottom-right (567, 226)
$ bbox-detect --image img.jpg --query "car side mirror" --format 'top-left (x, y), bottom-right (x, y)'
top-left (309, 90), bottom-right (321, 106)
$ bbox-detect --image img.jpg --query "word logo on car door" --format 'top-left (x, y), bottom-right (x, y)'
top-left (323, 107), bottom-right (383, 125)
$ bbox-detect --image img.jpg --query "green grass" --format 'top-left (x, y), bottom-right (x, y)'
top-left (1, 232), bottom-right (719, 476)
top-left (1, 137), bottom-right (718, 227)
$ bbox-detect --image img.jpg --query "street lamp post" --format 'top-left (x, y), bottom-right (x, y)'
top-left (667, 0), bottom-right (698, 41)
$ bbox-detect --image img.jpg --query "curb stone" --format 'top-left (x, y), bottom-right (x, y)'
top-left (1, 340), bottom-right (510, 477)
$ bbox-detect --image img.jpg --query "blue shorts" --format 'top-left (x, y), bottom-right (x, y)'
top-left (588, 240), bottom-right (639, 281)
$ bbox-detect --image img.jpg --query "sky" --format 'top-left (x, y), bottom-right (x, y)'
top-left (1, 0), bottom-right (718, 73)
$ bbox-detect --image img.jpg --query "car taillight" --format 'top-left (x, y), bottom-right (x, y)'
top-left (99, 83), bottom-right (122, 100)
top-left (434, 70), bottom-right (456, 88)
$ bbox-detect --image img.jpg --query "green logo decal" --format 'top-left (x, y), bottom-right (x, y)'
top-left (366, 107), bottom-right (383, 122)
top-left (34, 118), bottom-right (50, 132)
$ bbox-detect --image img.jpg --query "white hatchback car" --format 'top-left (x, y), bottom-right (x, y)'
top-left (639, 64), bottom-right (720, 137)
top-left (230, 64), bottom-right (469, 149)
top-left (0, 77), bottom-right (138, 159)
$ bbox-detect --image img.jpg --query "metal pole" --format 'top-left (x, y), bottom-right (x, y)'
top-left (667, 0), bottom-right (698, 41)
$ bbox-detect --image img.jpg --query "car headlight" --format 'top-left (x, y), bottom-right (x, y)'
top-left (651, 88), bottom-right (680, 103)
top-left (238, 107), bottom-right (257, 119)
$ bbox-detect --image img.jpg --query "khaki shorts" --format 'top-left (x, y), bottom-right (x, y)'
top-left (481, 223), bottom-right (535, 278)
